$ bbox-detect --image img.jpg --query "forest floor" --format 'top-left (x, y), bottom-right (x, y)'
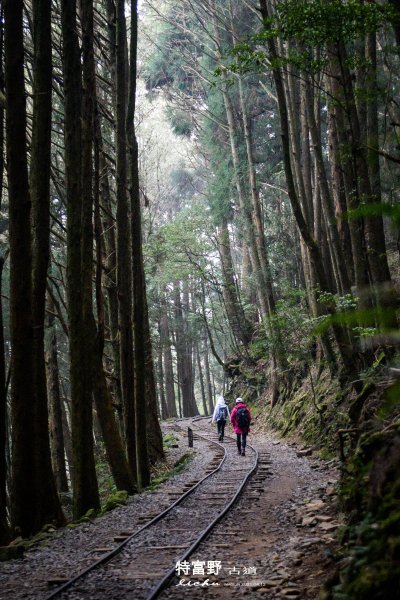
top-left (0, 421), bottom-right (342, 599)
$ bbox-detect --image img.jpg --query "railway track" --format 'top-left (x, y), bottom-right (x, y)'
top-left (43, 416), bottom-right (259, 600)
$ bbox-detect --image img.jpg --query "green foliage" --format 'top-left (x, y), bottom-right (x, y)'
top-left (147, 452), bottom-right (193, 490)
top-left (166, 107), bottom-right (194, 138)
top-left (101, 490), bottom-right (129, 515)
top-left (145, 200), bottom-right (216, 286)
top-left (143, 9), bottom-right (202, 97)
top-left (334, 418), bottom-right (400, 599)
top-left (222, 0), bottom-right (398, 76)
top-left (345, 202), bottom-right (400, 230)
top-left (249, 288), bottom-right (316, 364)
top-left (313, 290), bottom-right (398, 344)
top-left (163, 433), bottom-right (178, 448)
top-left (275, 0), bottom-right (397, 46)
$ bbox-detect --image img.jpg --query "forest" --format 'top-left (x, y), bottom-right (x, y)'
top-left (0, 0), bottom-right (399, 598)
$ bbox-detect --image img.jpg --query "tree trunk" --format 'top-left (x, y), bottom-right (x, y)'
top-left (327, 105), bottom-right (354, 284)
top-left (334, 41), bottom-right (395, 321)
top-left (92, 128), bottom-right (136, 493)
top-left (156, 324), bottom-right (168, 419)
top-left (31, 0), bottom-right (65, 529)
top-left (128, 0), bottom-right (150, 487)
top-left (116, 0), bottom-right (136, 480)
top-left (61, 0), bottom-right (99, 518)
top-left (174, 285), bottom-right (198, 417)
top-left (0, 252), bottom-right (10, 544)
top-left (259, 0), bottom-right (358, 377)
top-left (160, 290), bottom-right (177, 418)
top-left (90, 315), bottom-right (136, 493)
top-left (5, 0), bottom-right (36, 536)
top-left (45, 295), bottom-right (69, 494)
top-left (217, 217), bottom-right (253, 346)
top-left (327, 67), bottom-right (370, 294)
top-left (97, 118), bottom-right (123, 424)
top-left (303, 74), bottom-right (351, 295)
top-left (196, 346), bottom-right (208, 415)
top-left (143, 290), bottom-right (164, 464)
top-left (61, 398), bottom-right (73, 484)
top-left (203, 337), bottom-right (214, 415)
top-left (365, 32), bottom-right (398, 329)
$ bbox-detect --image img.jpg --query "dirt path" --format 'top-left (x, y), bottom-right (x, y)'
top-left (0, 423), bottom-right (340, 599)
top-left (162, 424), bottom-right (341, 599)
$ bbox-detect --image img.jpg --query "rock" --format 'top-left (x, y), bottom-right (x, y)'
top-left (318, 522), bottom-right (339, 531)
top-left (315, 515), bottom-right (333, 522)
top-left (280, 588), bottom-right (301, 597)
top-left (268, 575), bottom-right (285, 583)
top-left (296, 449), bottom-right (312, 457)
top-left (300, 537), bottom-right (322, 547)
top-left (325, 486), bottom-right (337, 496)
top-left (292, 559), bottom-right (302, 566)
top-left (301, 516), bottom-right (317, 527)
top-left (287, 551), bottom-right (303, 560)
top-left (305, 499), bottom-right (325, 510)
top-left (259, 580), bottom-right (279, 588)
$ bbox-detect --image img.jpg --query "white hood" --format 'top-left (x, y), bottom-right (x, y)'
top-left (212, 396), bottom-right (230, 422)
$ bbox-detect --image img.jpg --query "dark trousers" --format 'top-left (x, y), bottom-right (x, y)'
top-left (217, 419), bottom-right (226, 439)
top-left (237, 432), bottom-right (247, 451)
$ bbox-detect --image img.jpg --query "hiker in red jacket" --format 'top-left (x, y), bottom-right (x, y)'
top-left (230, 397), bottom-right (251, 456)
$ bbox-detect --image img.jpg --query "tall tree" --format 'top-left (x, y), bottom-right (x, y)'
top-left (5, 0), bottom-right (63, 537)
top-left (116, 0), bottom-right (137, 480)
top-left (129, 0), bottom-right (150, 487)
top-left (0, 252), bottom-right (9, 543)
top-left (61, 0), bottom-right (99, 518)
top-left (31, 0), bottom-right (65, 530)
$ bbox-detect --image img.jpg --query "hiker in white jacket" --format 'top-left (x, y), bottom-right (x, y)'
top-left (212, 396), bottom-right (230, 442)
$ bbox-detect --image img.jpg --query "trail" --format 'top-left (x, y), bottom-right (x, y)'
top-left (167, 420), bottom-right (341, 599)
top-left (0, 420), bottom-right (340, 599)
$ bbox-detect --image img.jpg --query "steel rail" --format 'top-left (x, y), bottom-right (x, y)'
top-left (44, 415), bottom-right (257, 600)
top-left (146, 418), bottom-right (259, 599)
top-left (43, 421), bottom-right (226, 600)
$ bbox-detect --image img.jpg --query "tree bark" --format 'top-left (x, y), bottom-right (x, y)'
top-left (196, 346), bottom-right (208, 415)
top-left (160, 292), bottom-right (177, 418)
top-left (174, 284), bottom-right (198, 417)
top-left (303, 74), bottom-right (351, 295)
top-left (45, 295), bottom-right (69, 494)
top-left (90, 315), bottom-right (136, 493)
top-left (333, 42), bottom-right (394, 308)
top-left (143, 288), bottom-right (164, 464)
top-left (116, 0), bottom-right (136, 480)
top-left (61, 0), bottom-right (99, 518)
top-left (0, 252), bottom-right (10, 544)
top-left (128, 0), bottom-right (150, 487)
top-left (217, 218), bottom-right (253, 346)
top-left (92, 124), bottom-right (136, 493)
top-left (203, 336), bottom-right (214, 415)
top-left (5, 0), bottom-right (36, 536)
top-left (156, 324), bottom-right (168, 419)
top-left (31, 0), bottom-right (65, 528)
